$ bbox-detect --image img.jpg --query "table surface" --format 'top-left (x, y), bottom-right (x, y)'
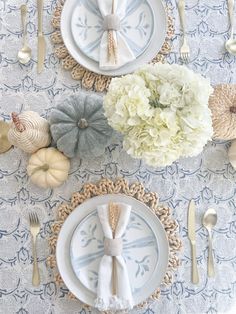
top-left (1, 0), bottom-right (236, 313)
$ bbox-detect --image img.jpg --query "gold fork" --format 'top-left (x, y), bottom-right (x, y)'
top-left (29, 212), bottom-right (40, 286)
top-left (178, 0), bottom-right (190, 63)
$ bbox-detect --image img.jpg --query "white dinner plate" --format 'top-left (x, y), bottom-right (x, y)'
top-left (56, 194), bottom-right (169, 308)
top-left (70, 207), bottom-right (159, 295)
top-left (61, 0), bottom-right (167, 76)
top-left (71, 0), bottom-right (154, 62)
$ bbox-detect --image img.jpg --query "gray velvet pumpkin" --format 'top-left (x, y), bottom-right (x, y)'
top-left (50, 93), bottom-right (114, 158)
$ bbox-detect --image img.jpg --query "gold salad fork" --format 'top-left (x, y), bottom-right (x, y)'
top-left (178, 0), bottom-right (190, 63)
top-left (29, 212), bottom-right (40, 286)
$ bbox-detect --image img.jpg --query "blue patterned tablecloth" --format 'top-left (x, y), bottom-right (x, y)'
top-left (0, 0), bottom-right (236, 313)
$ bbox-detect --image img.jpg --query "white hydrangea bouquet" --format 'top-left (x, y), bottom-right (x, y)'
top-left (104, 64), bottom-right (213, 167)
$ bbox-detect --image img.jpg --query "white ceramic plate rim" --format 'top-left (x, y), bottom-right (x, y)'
top-left (61, 0), bottom-right (167, 76)
top-left (56, 194), bottom-right (169, 307)
top-left (70, 0), bottom-right (155, 62)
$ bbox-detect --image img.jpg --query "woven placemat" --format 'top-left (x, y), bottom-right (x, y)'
top-left (51, 1), bottom-right (175, 92)
top-left (47, 178), bottom-right (182, 312)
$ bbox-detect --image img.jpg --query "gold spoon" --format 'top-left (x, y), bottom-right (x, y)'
top-left (0, 121), bottom-right (12, 154)
top-left (202, 208), bottom-right (217, 277)
top-left (225, 0), bottom-right (236, 55)
top-left (18, 5), bottom-right (32, 64)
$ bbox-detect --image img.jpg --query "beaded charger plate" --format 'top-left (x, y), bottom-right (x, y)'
top-left (47, 178), bottom-right (182, 312)
top-left (51, 1), bottom-right (174, 92)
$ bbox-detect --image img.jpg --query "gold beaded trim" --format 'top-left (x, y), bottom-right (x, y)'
top-left (51, 0), bottom-right (175, 92)
top-left (47, 178), bottom-right (182, 312)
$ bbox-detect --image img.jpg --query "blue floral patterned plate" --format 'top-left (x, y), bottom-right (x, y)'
top-left (70, 0), bottom-right (155, 62)
top-left (56, 194), bottom-right (169, 307)
top-left (70, 209), bottom-right (158, 294)
top-left (61, 0), bottom-right (166, 76)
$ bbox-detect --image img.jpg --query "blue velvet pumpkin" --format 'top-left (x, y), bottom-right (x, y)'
top-left (50, 93), bottom-right (114, 158)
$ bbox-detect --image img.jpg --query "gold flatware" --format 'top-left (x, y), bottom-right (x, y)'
top-left (202, 208), bottom-right (217, 277)
top-left (225, 0), bottom-right (236, 55)
top-left (29, 212), bottom-right (40, 286)
top-left (188, 200), bottom-right (199, 284)
top-left (178, 0), bottom-right (190, 62)
top-left (37, 0), bottom-right (46, 73)
top-left (18, 5), bottom-right (32, 64)
top-left (0, 121), bottom-right (12, 154)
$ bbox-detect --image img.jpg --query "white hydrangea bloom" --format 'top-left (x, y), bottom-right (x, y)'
top-left (104, 74), bottom-right (152, 133)
top-left (104, 64), bottom-right (213, 167)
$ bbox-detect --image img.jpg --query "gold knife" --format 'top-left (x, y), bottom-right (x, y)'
top-left (37, 0), bottom-right (46, 73)
top-left (188, 200), bottom-right (199, 284)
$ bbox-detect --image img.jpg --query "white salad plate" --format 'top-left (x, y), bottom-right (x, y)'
top-left (61, 0), bottom-right (167, 76)
top-left (71, 0), bottom-right (154, 62)
top-left (56, 194), bottom-right (169, 308)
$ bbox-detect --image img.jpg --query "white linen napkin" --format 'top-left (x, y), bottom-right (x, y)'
top-left (97, 0), bottom-right (136, 70)
top-left (94, 203), bottom-right (134, 311)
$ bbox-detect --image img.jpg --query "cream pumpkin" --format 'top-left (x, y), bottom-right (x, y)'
top-left (208, 84), bottom-right (236, 140)
top-left (8, 111), bottom-right (51, 153)
top-left (27, 147), bottom-right (70, 188)
top-left (228, 140), bottom-right (236, 169)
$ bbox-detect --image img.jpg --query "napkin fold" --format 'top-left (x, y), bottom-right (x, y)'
top-left (94, 203), bottom-right (133, 311)
top-left (97, 0), bottom-right (135, 70)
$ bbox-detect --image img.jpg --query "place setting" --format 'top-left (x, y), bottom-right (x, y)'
top-left (27, 179), bottom-right (219, 312)
top-left (48, 179), bottom-right (181, 312)
top-left (15, 0), bottom-right (236, 77)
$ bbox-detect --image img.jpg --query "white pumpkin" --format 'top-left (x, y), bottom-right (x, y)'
top-left (27, 147), bottom-right (70, 188)
top-left (8, 111), bottom-right (51, 153)
top-left (228, 140), bottom-right (236, 169)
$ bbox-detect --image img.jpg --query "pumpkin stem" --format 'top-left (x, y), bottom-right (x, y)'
top-left (0, 134), bottom-right (6, 140)
top-left (40, 164), bottom-right (50, 171)
top-left (78, 118), bottom-right (88, 129)
top-left (12, 112), bottom-right (25, 132)
top-left (31, 164), bottom-right (49, 176)
top-left (230, 106), bottom-right (236, 114)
